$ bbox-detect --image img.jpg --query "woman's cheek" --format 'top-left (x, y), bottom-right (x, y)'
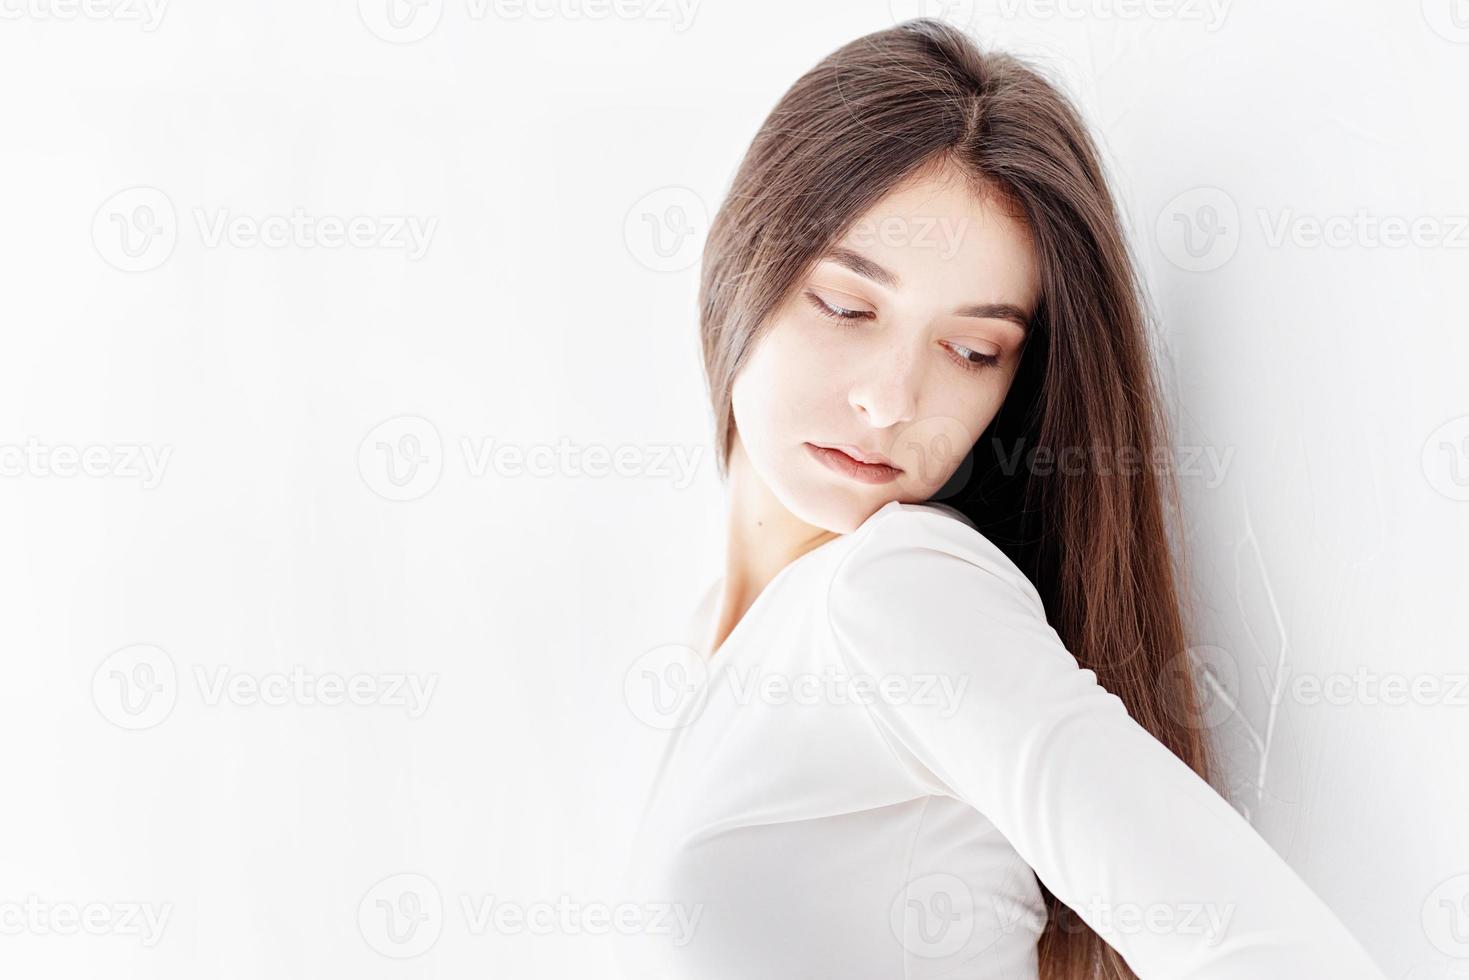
top-left (771, 317), bottom-right (845, 392)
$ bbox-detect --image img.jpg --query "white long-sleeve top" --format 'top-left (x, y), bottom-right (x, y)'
top-left (617, 499), bottom-right (1386, 979)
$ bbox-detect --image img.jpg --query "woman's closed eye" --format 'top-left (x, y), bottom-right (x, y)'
top-left (804, 289), bottom-right (873, 321)
top-left (803, 289), bottom-right (1002, 373)
top-left (947, 342), bottom-right (1001, 371)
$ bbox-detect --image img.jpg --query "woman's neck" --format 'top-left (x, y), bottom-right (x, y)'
top-left (709, 438), bottom-right (840, 655)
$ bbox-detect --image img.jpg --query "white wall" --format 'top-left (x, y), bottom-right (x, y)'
top-left (0, 1), bottom-right (1461, 977)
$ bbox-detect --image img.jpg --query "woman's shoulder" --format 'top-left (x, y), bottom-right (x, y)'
top-left (832, 499), bottom-right (1047, 622)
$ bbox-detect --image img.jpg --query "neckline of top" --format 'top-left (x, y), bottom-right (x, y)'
top-left (699, 499), bottom-right (964, 664)
top-left (701, 531), bottom-right (848, 666)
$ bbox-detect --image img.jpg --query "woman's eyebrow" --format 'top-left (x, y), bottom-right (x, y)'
top-left (819, 246), bottom-right (1032, 335)
top-left (823, 246), bottom-right (900, 289)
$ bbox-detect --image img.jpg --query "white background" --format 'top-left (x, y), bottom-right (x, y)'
top-left (0, 0), bottom-right (1464, 977)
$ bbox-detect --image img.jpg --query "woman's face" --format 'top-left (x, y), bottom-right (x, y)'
top-left (731, 162), bottom-right (1041, 533)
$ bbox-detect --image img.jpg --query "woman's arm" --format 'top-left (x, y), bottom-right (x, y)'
top-left (824, 506), bottom-right (1387, 980)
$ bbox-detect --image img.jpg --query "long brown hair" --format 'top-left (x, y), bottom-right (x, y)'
top-left (697, 18), bottom-right (1212, 980)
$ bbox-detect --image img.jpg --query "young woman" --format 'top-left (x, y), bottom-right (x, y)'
top-left (619, 19), bottom-right (1387, 980)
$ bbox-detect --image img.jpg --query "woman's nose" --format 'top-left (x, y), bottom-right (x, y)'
top-left (848, 341), bottom-right (920, 429)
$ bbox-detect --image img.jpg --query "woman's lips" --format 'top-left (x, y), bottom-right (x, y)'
top-left (805, 442), bottom-right (903, 484)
